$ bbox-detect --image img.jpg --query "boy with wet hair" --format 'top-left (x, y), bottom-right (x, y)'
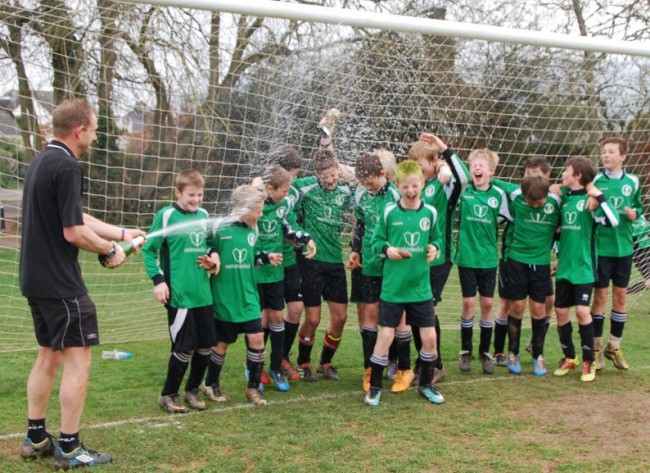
top-left (590, 137), bottom-right (642, 371)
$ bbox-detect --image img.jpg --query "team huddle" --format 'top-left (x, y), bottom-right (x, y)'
top-left (142, 124), bottom-right (641, 412)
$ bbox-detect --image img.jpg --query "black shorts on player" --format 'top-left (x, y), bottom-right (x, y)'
top-left (429, 262), bottom-right (453, 305)
top-left (500, 259), bottom-right (552, 304)
top-left (214, 318), bottom-right (265, 344)
top-left (554, 280), bottom-right (594, 308)
top-left (298, 258), bottom-right (348, 306)
top-left (283, 264), bottom-right (303, 303)
top-left (458, 267), bottom-right (497, 298)
top-left (350, 268), bottom-right (363, 304)
top-left (379, 299), bottom-right (436, 328)
top-left (356, 273), bottom-right (382, 304)
top-left (167, 305), bottom-right (216, 352)
top-left (258, 281), bottom-right (285, 311)
top-left (595, 255), bottom-right (633, 289)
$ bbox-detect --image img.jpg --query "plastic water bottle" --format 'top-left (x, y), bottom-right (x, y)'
top-left (102, 350), bottom-right (133, 360)
top-left (98, 235), bottom-right (145, 267)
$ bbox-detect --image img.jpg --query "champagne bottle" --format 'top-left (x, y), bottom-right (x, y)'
top-left (98, 235), bottom-right (145, 267)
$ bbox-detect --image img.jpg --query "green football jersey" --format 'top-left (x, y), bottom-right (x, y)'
top-left (593, 171), bottom-right (643, 257)
top-left (373, 201), bottom-right (441, 303)
top-left (282, 182), bottom-right (302, 268)
top-left (293, 176), bottom-right (352, 264)
top-left (556, 189), bottom-right (619, 284)
top-left (353, 182), bottom-right (401, 277)
top-left (633, 215), bottom-right (650, 250)
top-left (455, 184), bottom-right (512, 269)
top-left (506, 190), bottom-right (561, 265)
top-left (421, 149), bottom-right (470, 267)
top-left (141, 204), bottom-right (213, 309)
top-left (491, 178), bottom-right (520, 259)
top-left (208, 221), bottom-right (262, 323)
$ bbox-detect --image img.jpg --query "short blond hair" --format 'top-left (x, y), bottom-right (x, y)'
top-left (231, 185), bottom-right (266, 215)
top-left (468, 148), bottom-right (499, 172)
top-left (373, 148), bottom-right (396, 181)
top-left (175, 169), bottom-right (205, 192)
top-left (408, 140), bottom-right (439, 163)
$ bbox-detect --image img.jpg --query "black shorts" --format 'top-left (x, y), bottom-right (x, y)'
top-left (167, 305), bottom-right (217, 352)
top-left (258, 281), bottom-right (285, 311)
top-left (356, 273), bottom-right (383, 304)
top-left (595, 255), bottom-right (633, 289)
top-left (500, 260), bottom-right (552, 304)
top-left (458, 267), bottom-right (497, 298)
top-left (554, 280), bottom-right (594, 308)
top-left (379, 299), bottom-right (436, 328)
top-left (429, 262), bottom-right (453, 305)
top-left (349, 268), bottom-right (363, 304)
top-left (28, 295), bottom-right (99, 351)
top-left (283, 264), bottom-right (303, 303)
top-left (298, 258), bottom-right (348, 306)
top-left (214, 318), bottom-right (264, 345)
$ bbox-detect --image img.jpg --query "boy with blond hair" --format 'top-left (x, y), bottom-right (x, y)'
top-left (456, 148), bottom-right (512, 374)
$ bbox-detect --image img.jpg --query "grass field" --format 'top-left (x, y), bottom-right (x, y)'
top-left (1, 287), bottom-right (650, 472)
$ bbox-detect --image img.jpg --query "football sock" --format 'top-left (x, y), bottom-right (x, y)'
top-left (592, 312), bottom-right (605, 338)
top-left (58, 432), bottom-right (80, 454)
top-left (205, 350), bottom-right (225, 386)
top-left (434, 316), bottom-right (444, 369)
top-left (319, 332), bottom-right (342, 365)
top-left (360, 325), bottom-right (378, 369)
top-left (369, 353), bottom-right (388, 389)
top-left (27, 418), bottom-right (47, 443)
top-left (557, 322), bottom-right (576, 359)
top-left (610, 310), bottom-right (626, 339)
top-left (296, 333), bottom-right (314, 366)
top-left (185, 350), bottom-right (209, 392)
top-left (493, 315), bottom-right (508, 353)
top-left (269, 322), bottom-right (285, 372)
top-left (531, 318), bottom-right (547, 359)
top-left (507, 316), bottom-right (522, 356)
top-left (246, 348), bottom-right (266, 388)
top-left (460, 316), bottom-right (474, 353)
top-left (479, 319), bottom-right (494, 355)
top-left (578, 322), bottom-right (595, 362)
top-left (395, 329), bottom-right (412, 370)
top-left (283, 320), bottom-right (299, 359)
top-left (418, 351), bottom-right (437, 387)
top-left (161, 351), bottom-right (190, 396)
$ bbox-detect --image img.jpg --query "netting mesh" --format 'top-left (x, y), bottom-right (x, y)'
top-left (1, 1), bottom-right (649, 351)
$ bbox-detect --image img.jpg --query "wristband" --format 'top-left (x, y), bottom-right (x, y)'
top-left (121, 228), bottom-right (126, 241)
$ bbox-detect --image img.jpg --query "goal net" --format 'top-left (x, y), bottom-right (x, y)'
top-left (1, 0), bottom-right (649, 351)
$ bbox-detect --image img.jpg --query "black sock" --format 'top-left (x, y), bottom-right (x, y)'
top-left (205, 350), bottom-right (225, 387)
top-left (592, 313), bottom-right (605, 338)
top-left (418, 351), bottom-right (436, 387)
top-left (185, 351), bottom-right (208, 392)
top-left (283, 321), bottom-right (299, 359)
top-left (434, 316), bottom-right (443, 369)
top-left (557, 322), bottom-right (575, 359)
top-left (388, 338), bottom-right (397, 362)
top-left (264, 327), bottom-right (270, 346)
top-left (531, 318), bottom-right (547, 359)
top-left (58, 432), bottom-right (79, 453)
top-left (27, 418), bottom-right (47, 443)
top-left (494, 316), bottom-right (508, 354)
top-left (360, 327), bottom-right (378, 369)
top-left (610, 310), bottom-right (626, 338)
top-left (161, 352), bottom-right (190, 396)
top-left (460, 317), bottom-right (474, 353)
top-left (579, 322), bottom-right (595, 362)
top-left (369, 354), bottom-right (387, 389)
top-left (395, 330), bottom-right (412, 370)
top-left (297, 334), bottom-right (314, 366)
top-left (507, 316), bottom-right (522, 356)
top-left (269, 324), bottom-right (285, 372)
top-left (479, 320), bottom-right (493, 355)
top-left (247, 348), bottom-right (265, 388)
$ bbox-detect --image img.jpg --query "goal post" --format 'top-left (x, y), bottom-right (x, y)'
top-left (0, 0), bottom-right (649, 352)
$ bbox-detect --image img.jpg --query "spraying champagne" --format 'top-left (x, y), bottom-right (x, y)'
top-left (98, 236), bottom-right (145, 267)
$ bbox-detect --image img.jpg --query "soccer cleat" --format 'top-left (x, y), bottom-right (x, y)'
top-left (280, 358), bottom-right (300, 381)
top-left (532, 355), bottom-right (547, 376)
top-left (507, 353), bottom-right (522, 375)
top-left (52, 444), bottom-right (112, 470)
top-left (201, 383), bottom-right (230, 403)
top-left (261, 370), bottom-right (271, 386)
top-left (245, 387), bottom-right (268, 406)
top-left (493, 353), bottom-right (507, 367)
top-left (158, 394), bottom-right (190, 414)
top-left (20, 434), bottom-right (56, 459)
top-left (364, 388), bottom-right (382, 407)
top-left (317, 363), bottom-right (340, 381)
top-left (298, 364), bottom-right (318, 382)
top-left (481, 352), bottom-right (494, 374)
top-left (362, 367), bottom-right (371, 392)
top-left (386, 360), bottom-right (398, 380)
top-left (580, 360), bottom-right (596, 382)
top-left (431, 366), bottom-right (446, 385)
top-left (390, 369), bottom-right (415, 393)
top-left (604, 345), bottom-right (630, 370)
top-left (269, 369), bottom-right (291, 392)
top-left (553, 357), bottom-right (578, 377)
top-left (458, 350), bottom-right (471, 372)
top-left (594, 349), bottom-right (605, 371)
top-left (418, 384), bottom-right (445, 404)
top-left (183, 389), bottom-right (207, 410)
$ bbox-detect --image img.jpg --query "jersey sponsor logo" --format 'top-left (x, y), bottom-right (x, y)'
top-left (577, 200), bottom-right (585, 211)
top-left (233, 248), bottom-right (248, 264)
top-left (323, 207), bottom-right (332, 219)
top-left (529, 212), bottom-right (546, 223)
top-left (622, 185), bottom-right (632, 197)
top-left (276, 207), bottom-right (287, 218)
top-left (335, 194), bottom-right (346, 206)
top-left (564, 211), bottom-right (578, 225)
top-left (544, 203), bottom-right (555, 214)
top-left (404, 231), bottom-right (421, 247)
top-left (370, 214), bottom-right (380, 228)
top-left (190, 231), bottom-right (205, 247)
top-left (425, 186), bottom-right (435, 197)
top-left (473, 205), bottom-right (488, 218)
top-left (608, 196), bottom-right (623, 209)
top-left (419, 218), bottom-right (431, 231)
top-left (247, 233), bottom-right (257, 247)
top-left (261, 219), bottom-right (278, 234)
top-left (488, 197), bottom-right (498, 209)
